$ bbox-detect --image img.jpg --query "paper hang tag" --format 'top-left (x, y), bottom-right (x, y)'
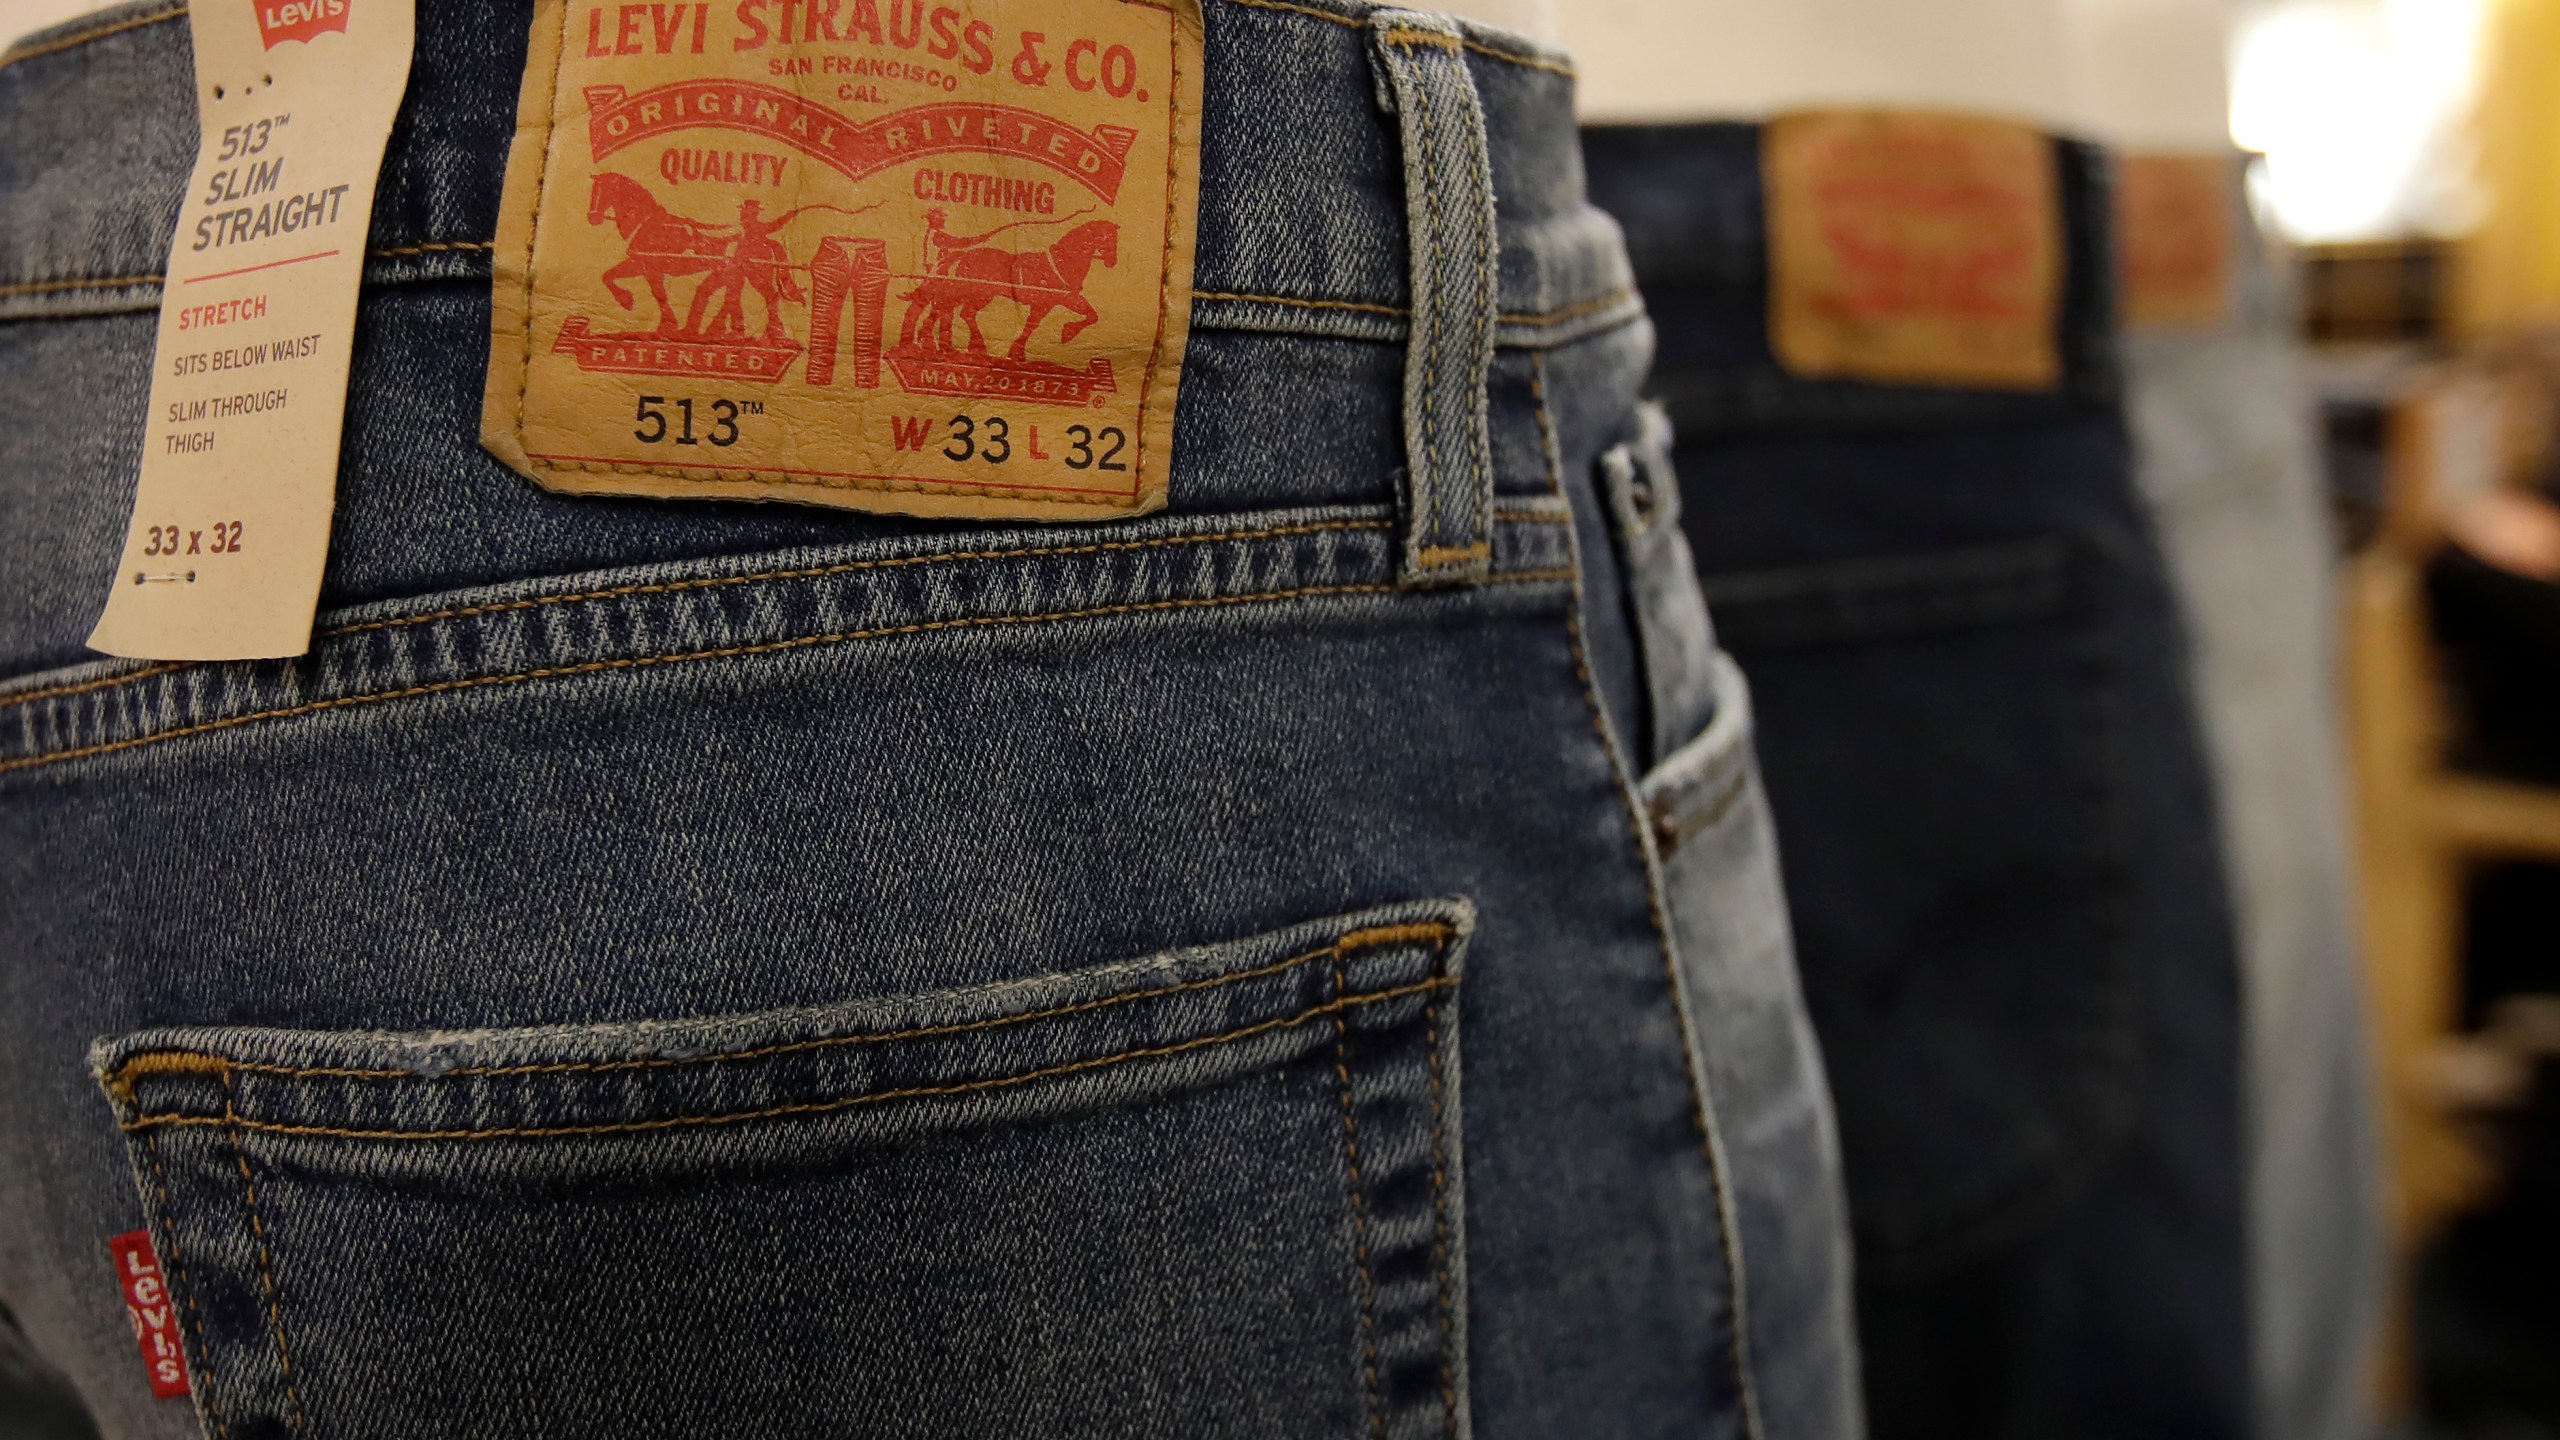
top-left (1763, 110), bottom-right (2064, 392)
top-left (2117, 152), bottom-right (2234, 330)
top-left (481, 0), bottom-right (1205, 521)
top-left (86, 0), bottom-right (416, 661)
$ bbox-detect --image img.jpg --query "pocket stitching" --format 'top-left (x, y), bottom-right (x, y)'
top-left (107, 921), bottom-right (1454, 1091)
top-left (140, 1128), bottom-right (230, 1439)
top-left (221, 1072), bottom-right (310, 1438)
top-left (1422, 986), bottom-right (1460, 1434)
top-left (1329, 951), bottom-right (1387, 1440)
top-left (117, 976), bottom-right (1458, 1142)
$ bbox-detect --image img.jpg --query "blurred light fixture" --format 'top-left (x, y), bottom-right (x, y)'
top-left (2228, 0), bottom-right (2489, 241)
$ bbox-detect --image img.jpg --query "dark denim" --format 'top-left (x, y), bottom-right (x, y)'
top-left (0, 6), bottom-right (1857, 1440)
top-left (1584, 123), bottom-right (2250, 1440)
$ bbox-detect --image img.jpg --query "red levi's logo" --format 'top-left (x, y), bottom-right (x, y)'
top-left (255, 0), bottom-right (351, 49)
top-left (107, 1230), bottom-right (192, 1399)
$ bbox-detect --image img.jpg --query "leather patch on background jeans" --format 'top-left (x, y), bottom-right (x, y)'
top-left (1763, 110), bottom-right (2062, 391)
top-left (482, 0), bottom-right (1204, 519)
top-left (2116, 152), bottom-right (2232, 330)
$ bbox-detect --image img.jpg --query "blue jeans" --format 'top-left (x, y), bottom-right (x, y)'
top-left (1583, 123), bottom-right (2251, 1440)
top-left (2121, 159), bottom-right (2384, 1440)
top-left (0, 5), bottom-right (1856, 1439)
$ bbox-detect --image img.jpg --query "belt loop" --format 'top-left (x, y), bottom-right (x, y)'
top-left (1370, 10), bottom-right (1497, 588)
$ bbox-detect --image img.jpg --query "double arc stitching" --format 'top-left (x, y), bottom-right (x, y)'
top-left (109, 922), bottom-right (1455, 1089)
top-left (122, 977), bottom-right (1459, 1142)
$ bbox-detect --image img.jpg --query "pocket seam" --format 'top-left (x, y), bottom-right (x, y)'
top-left (220, 1078), bottom-right (310, 1439)
top-left (140, 1128), bottom-right (229, 1440)
top-left (108, 921), bottom-right (1453, 1091)
top-left (114, 966), bottom-right (1460, 1142)
top-left (1329, 952), bottom-right (1387, 1438)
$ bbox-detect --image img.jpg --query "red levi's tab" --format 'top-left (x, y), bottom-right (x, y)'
top-left (107, 1230), bottom-right (192, 1399)
top-left (257, 0), bottom-right (354, 50)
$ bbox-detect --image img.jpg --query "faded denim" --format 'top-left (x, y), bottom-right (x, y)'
top-left (1584, 122), bottom-right (2252, 1440)
top-left (2120, 156), bottom-right (2385, 1440)
top-left (0, 4), bottom-right (1856, 1440)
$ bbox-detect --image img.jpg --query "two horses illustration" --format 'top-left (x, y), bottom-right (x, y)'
top-left (588, 172), bottom-right (803, 341)
top-left (583, 172), bottom-right (1117, 367)
top-left (896, 218), bottom-right (1119, 361)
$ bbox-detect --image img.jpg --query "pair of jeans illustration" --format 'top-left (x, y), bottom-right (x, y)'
top-left (0, 4), bottom-right (1855, 1439)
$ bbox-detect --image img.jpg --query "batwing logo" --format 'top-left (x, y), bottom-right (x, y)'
top-left (255, 0), bottom-right (350, 50)
top-left (555, 82), bottom-right (1135, 403)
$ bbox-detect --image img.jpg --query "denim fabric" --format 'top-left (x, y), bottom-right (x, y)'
top-left (0, 4), bottom-right (1856, 1440)
top-left (2120, 159), bottom-right (2384, 1440)
top-left (1584, 122), bottom-right (2251, 1440)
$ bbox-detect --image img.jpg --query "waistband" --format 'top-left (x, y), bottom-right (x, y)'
top-left (1579, 120), bottom-right (2121, 434)
top-left (0, 0), bottom-right (1636, 349)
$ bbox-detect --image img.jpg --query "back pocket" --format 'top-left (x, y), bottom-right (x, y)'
top-left (93, 903), bottom-right (1471, 1440)
top-left (1701, 538), bottom-right (2141, 1279)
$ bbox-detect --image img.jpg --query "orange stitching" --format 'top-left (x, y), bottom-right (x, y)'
top-left (320, 519), bottom-right (1389, 639)
top-left (141, 1129), bottom-right (228, 1440)
top-left (1501, 288), bottom-right (1640, 327)
top-left (123, 977), bottom-right (1458, 1141)
top-left (1334, 921), bottom-right (1450, 950)
top-left (1331, 950), bottom-right (1386, 1439)
top-left (369, 241), bottom-right (494, 258)
top-left (114, 921), bottom-right (1454, 1086)
top-left (0, 571), bottom-right (1559, 776)
top-left (0, 661), bottom-right (186, 709)
top-left (1414, 543), bottom-right (1490, 565)
top-left (1381, 27), bottom-right (1460, 49)
top-left (1460, 37), bottom-right (1569, 74)
top-left (222, 1074), bottom-right (307, 1437)
top-left (1217, 0), bottom-right (1573, 75)
top-left (1221, 0), bottom-right (1358, 26)
top-left (1194, 287), bottom-right (1638, 329)
top-left (0, 6), bottom-right (184, 72)
top-left (1423, 986), bottom-right (1460, 1430)
top-left (1536, 378), bottom-right (1766, 1440)
top-left (1193, 290), bottom-right (1406, 318)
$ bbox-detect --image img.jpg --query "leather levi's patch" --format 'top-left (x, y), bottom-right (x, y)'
top-left (2116, 152), bottom-right (2232, 330)
top-left (1763, 111), bottom-right (2062, 391)
top-left (483, 0), bottom-right (1204, 519)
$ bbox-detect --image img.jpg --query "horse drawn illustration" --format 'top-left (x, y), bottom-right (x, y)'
top-left (559, 174), bottom-right (1121, 404)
